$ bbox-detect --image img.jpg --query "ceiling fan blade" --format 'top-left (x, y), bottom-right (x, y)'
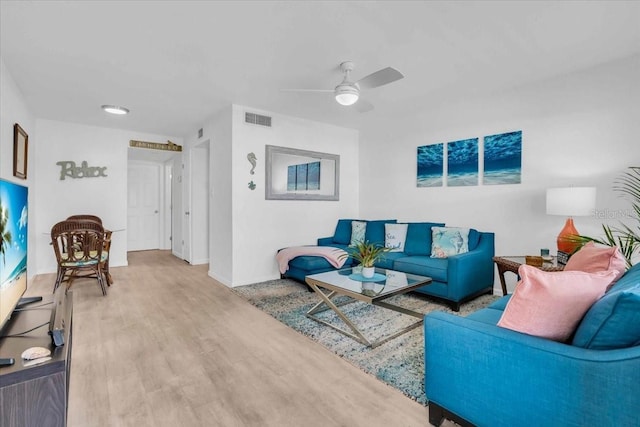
top-left (280, 89), bottom-right (333, 93)
top-left (354, 99), bottom-right (374, 113)
top-left (356, 67), bottom-right (404, 89)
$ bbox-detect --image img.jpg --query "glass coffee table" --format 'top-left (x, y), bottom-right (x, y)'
top-left (305, 267), bottom-right (432, 348)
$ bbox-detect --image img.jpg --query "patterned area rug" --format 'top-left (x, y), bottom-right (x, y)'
top-left (233, 279), bottom-right (498, 405)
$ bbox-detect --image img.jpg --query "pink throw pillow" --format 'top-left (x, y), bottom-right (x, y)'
top-left (564, 242), bottom-right (626, 280)
top-left (497, 265), bottom-right (618, 342)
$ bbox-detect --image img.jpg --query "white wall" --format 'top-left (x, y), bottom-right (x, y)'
top-left (190, 105), bottom-right (360, 287)
top-left (360, 54), bottom-right (640, 292)
top-left (225, 105), bottom-right (359, 286)
top-left (34, 119), bottom-right (182, 274)
top-left (0, 58), bottom-right (37, 284)
top-left (205, 107), bottom-right (233, 284)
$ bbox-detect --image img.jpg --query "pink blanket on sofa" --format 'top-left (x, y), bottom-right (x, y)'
top-left (276, 246), bottom-right (348, 274)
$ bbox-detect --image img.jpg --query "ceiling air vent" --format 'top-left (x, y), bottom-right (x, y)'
top-left (245, 112), bottom-right (272, 127)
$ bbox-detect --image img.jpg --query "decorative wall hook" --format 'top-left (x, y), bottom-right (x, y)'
top-left (248, 181), bottom-right (256, 190)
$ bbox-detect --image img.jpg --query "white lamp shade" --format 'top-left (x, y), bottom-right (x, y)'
top-left (546, 187), bottom-right (596, 216)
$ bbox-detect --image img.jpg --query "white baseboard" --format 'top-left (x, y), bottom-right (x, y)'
top-left (208, 270), bottom-right (232, 287)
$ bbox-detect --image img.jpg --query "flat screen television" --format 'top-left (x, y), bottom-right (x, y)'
top-left (0, 178), bottom-right (28, 335)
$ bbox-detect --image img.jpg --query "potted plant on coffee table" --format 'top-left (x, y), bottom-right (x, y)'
top-left (343, 240), bottom-right (390, 278)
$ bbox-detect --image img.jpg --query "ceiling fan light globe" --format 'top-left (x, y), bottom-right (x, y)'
top-left (334, 85), bottom-right (359, 106)
top-left (335, 93), bottom-right (359, 106)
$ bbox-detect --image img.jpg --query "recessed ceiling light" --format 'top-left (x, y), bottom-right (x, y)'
top-left (101, 105), bottom-right (130, 115)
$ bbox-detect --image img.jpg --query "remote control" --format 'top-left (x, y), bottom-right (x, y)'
top-left (0, 357), bottom-right (15, 366)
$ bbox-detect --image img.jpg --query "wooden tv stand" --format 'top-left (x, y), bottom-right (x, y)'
top-left (0, 292), bottom-right (73, 427)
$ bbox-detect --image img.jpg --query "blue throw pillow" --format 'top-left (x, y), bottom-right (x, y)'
top-left (468, 228), bottom-right (480, 251)
top-left (572, 284), bottom-right (640, 349)
top-left (333, 219), bottom-right (358, 245)
top-left (404, 222), bottom-right (446, 256)
top-left (572, 264), bottom-right (640, 349)
top-left (364, 220), bottom-right (397, 246)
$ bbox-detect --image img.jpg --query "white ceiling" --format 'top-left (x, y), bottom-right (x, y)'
top-left (1, 1), bottom-right (639, 138)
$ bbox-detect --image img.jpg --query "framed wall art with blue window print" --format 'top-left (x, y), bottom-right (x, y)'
top-left (266, 145), bottom-right (339, 201)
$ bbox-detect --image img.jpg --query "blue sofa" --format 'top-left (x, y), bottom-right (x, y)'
top-left (424, 262), bottom-right (640, 426)
top-left (282, 219), bottom-right (495, 311)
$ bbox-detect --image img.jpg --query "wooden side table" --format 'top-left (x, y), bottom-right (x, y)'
top-left (493, 256), bottom-right (565, 295)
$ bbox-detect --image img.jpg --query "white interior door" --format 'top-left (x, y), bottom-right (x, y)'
top-left (128, 162), bottom-right (161, 251)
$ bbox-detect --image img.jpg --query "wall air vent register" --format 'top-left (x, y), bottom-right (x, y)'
top-left (245, 112), bottom-right (272, 127)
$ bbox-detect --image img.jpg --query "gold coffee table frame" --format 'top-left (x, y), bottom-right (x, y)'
top-left (305, 268), bottom-right (432, 348)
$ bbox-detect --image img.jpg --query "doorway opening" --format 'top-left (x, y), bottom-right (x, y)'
top-left (127, 148), bottom-right (181, 255)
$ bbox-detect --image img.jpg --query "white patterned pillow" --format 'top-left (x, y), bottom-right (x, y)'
top-left (385, 223), bottom-right (408, 252)
top-left (350, 221), bottom-right (367, 246)
top-left (431, 227), bottom-right (470, 258)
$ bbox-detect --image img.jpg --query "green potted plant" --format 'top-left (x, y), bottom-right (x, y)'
top-left (342, 240), bottom-right (391, 278)
top-left (570, 166), bottom-right (640, 268)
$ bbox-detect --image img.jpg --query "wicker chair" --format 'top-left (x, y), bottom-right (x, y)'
top-left (66, 215), bottom-right (113, 286)
top-left (51, 219), bottom-right (108, 296)
top-left (66, 214), bottom-right (102, 224)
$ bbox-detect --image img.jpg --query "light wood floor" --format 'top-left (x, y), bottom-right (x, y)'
top-left (27, 250), bottom-right (447, 427)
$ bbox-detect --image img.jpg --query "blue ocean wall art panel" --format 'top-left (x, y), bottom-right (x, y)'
top-left (417, 143), bottom-right (444, 187)
top-left (483, 130), bottom-right (522, 185)
top-left (447, 138), bottom-right (478, 186)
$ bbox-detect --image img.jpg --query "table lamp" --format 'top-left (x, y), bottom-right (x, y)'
top-left (546, 187), bottom-right (596, 262)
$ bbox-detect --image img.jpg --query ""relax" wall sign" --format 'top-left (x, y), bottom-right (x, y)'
top-left (56, 161), bottom-right (108, 180)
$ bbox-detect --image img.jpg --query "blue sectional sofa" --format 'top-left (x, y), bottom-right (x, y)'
top-left (281, 219), bottom-right (495, 311)
top-left (424, 262), bottom-right (640, 426)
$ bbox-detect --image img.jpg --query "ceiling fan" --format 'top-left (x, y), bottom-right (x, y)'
top-left (282, 61), bottom-right (404, 112)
